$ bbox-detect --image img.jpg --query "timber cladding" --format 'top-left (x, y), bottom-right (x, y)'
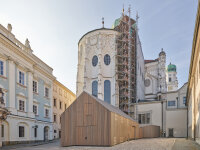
top-left (139, 125), bottom-right (160, 138)
top-left (61, 91), bottom-right (140, 147)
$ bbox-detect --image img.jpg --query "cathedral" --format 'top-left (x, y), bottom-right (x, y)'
top-left (76, 8), bottom-right (181, 123)
top-left (76, 8), bottom-right (145, 117)
top-left (144, 49), bottom-right (178, 101)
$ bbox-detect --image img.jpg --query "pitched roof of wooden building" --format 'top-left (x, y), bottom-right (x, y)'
top-left (83, 91), bottom-right (136, 122)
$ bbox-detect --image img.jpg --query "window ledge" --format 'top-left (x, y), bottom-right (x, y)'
top-left (0, 75), bottom-right (7, 79)
top-left (17, 83), bottom-right (27, 88)
top-left (17, 110), bottom-right (26, 113)
top-left (33, 92), bottom-right (39, 95)
top-left (44, 96), bottom-right (50, 100)
top-left (44, 116), bottom-right (50, 119)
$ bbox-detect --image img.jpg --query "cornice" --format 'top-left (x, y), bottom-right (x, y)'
top-left (54, 79), bottom-right (76, 97)
top-left (0, 33), bottom-right (54, 80)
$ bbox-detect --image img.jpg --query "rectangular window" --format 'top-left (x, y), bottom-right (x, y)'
top-left (45, 87), bottom-right (49, 98)
top-left (54, 114), bottom-right (56, 122)
top-left (33, 81), bottom-right (38, 93)
top-left (1, 125), bottom-right (4, 137)
top-left (168, 100), bottom-right (176, 106)
top-left (138, 113), bottom-right (150, 124)
top-left (183, 97), bottom-right (186, 105)
top-left (45, 109), bottom-right (49, 118)
top-left (138, 114), bottom-right (141, 124)
top-left (33, 105), bottom-right (37, 115)
top-left (19, 71), bottom-right (25, 85)
top-left (65, 103), bottom-right (67, 110)
top-left (60, 101), bottom-right (62, 109)
top-left (34, 127), bottom-right (37, 138)
top-left (54, 99), bottom-right (56, 107)
top-left (54, 130), bottom-right (57, 133)
top-left (19, 126), bottom-right (24, 137)
top-left (19, 100), bottom-right (25, 111)
top-left (0, 61), bottom-right (4, 76)
top-left (169, 77), bottom-right (171, 82)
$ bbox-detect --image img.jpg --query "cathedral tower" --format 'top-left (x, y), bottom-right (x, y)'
top-left (166, 63), bottom-right (178, 91)
top-left (158, 49), bottom-right (167, 94)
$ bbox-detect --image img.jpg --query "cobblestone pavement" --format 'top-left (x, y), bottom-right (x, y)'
top-left (3, 138), bottom-right (200, 150)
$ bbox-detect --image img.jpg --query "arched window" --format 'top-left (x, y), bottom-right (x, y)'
top-left (92, 81), bottom-right (98, 97)
top-left (104, 54), bottom-right (111, 65)
top-left (104, 80), bottom-right (111, 104)
top-left (92, 55), bottom-right (98, 67)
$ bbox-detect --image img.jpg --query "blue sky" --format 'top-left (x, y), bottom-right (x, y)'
top-left (0, 0), bottom-right (198, 93)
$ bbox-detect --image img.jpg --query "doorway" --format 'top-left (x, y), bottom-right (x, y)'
top-left (44, 126), bottom-right (49, 141)
top-left (168, 128), bottom-right (174, 137)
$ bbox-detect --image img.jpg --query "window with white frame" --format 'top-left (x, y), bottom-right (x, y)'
top-left (19, 71), bottom-right (25, 85)
top-left (45, 87), bottom-right (49, 98)
top-left (45, 108), bottom-right (49, 118)
top-left (33, 81), bottom-right (38, 93)
top-left (33, 105), bottom-right (38, 115)
top-left (138, 113), bottom-right (150, 124)
top-left (19, 100), bottom-right (25, 111)
top-left (0, 60), bottom-right (4, 76)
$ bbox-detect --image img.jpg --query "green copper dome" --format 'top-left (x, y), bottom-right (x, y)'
top-left (112, 17), bottom-right (137, 29)
top-left (112, 18), bottom-right (121, 29)
top-left (167, 63), bottom-right (176, 72)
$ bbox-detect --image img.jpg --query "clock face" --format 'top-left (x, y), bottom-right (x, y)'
top-left (145, 79), bottom-right (150, 87)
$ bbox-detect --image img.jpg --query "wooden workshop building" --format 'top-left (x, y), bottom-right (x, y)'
top-left (61, 92), bottom-right (140, 146)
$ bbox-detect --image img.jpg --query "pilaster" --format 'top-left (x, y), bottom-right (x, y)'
top-left (27, 71), bottom-right (34, 118)
top-left (8, 59), bottom-right (16, 113)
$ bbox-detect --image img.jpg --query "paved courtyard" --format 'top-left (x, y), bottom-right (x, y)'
top-left (2, 138), bottom-right (200, 150)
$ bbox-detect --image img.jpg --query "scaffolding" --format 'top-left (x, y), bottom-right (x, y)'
top-left (114, 7), bottom-right (137, 117)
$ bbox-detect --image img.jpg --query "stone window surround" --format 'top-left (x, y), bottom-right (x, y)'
top-left (17, 68), bottom-right (26, 86)
top-left (17, 96), bottom-right (26, 112)
top-left (44, 107), bottom-right (50, 118)
top-left (33, 80), bottom-right (38, 94)
top-left (44, 86), bottom-right (49, 98)
top-left (33, 103), bottom-right (38, 115)
top-left (137, 110), bottom-right (152, 125)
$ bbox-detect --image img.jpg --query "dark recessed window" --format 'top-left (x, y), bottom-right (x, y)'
top-left (104, 54), bottom-right (111, 65)
top-left (19, 126), bottom-right (25, 137)
top-left (92, 55), bottom-right (98, 67)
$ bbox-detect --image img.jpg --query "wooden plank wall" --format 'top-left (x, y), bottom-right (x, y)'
top-left (110, 112), bottom-right (140, 146)
top-left (61, 92), bottom-right (111, 146)
top-left (139, 125), bottom-right (160, 138)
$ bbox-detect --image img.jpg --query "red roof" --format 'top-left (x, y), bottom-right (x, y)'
top-left (145, 59), bottom-right (158, 64)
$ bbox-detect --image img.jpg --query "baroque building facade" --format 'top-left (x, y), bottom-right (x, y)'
top-left (144, 49), bottom-right (167, 101)
top-left (144, 50), bottom-right (178, 100)
top-left (0, 23), bottom-right (55, 144)
top-left (137, 49), bottom-right (187, 137)
top-left (76, 12), bottom-right (145, 117)
top-left (53, 80), bottom-right (76, 139)
top-left (187, 0), bottom-right (200, 144)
